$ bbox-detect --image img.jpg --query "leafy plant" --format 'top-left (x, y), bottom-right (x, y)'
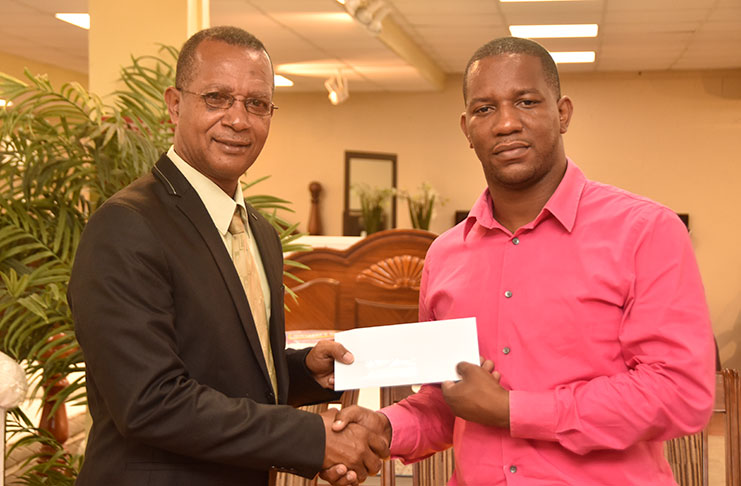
top-left (397, 181), bottom-right (445, 231)
top-left (1, 45), bottom-right (307, 484)
top-left (351, 183), bottom-right (394, 235)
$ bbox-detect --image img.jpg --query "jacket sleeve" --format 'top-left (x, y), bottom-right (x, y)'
top-left (286, 347), bottom-right (344, 407)
top-left (69, 201), bottom-right (326, 478)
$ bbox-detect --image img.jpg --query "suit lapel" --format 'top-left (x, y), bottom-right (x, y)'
top-left (152, 156), bottom-right (274, 392)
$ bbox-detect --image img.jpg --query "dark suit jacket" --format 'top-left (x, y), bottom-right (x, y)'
top-left (68, 154), bottom-right (338, 486)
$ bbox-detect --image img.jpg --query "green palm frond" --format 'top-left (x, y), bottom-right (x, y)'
top-left (6, 409), bottom-right (82, 486)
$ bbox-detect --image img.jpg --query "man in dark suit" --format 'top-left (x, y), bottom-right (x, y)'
top-left (68, 26), bottom-right (386, 486)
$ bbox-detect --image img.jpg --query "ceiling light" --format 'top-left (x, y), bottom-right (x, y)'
top-left (324, 70), bottom-right (349, 105)
top-left (274, 75), bottom-right (294, 87)
top-left (550, 51), bottom-right (595, 63)
top-left (341, 0), bottom-right (390, 34)
top-left (509, 24), bottom-right (598, 38)
top-left (55, 13), bottom-right (90, 30)
top-left (501, 0), bottom-right (587, 2)
top-left (0, 99), bottom-right (12, 108)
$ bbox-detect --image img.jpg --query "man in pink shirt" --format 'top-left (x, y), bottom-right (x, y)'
top-left (329, 37), bottom-right (716, 485)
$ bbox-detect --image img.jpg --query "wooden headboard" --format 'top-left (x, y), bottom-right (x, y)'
top-left (283, 229), bottom-right (437, 331)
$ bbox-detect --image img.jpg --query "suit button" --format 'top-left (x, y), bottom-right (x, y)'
top-left (266, 391), bottom-right (275, 402)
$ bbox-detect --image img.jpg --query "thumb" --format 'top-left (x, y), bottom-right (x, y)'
top-left (455, 361), bottom-right (476, 379)
top-left (332, 405), bottom-right (362, 431)
top-left (327, 340), bottom-right (354, 364)
top-left (481, 359), bottom-right (495, 373)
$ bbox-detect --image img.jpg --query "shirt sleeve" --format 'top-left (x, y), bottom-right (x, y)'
top-left (380, 255), bottom-right (456, 463)
top-left (509, 209), bottom-right (716, 454)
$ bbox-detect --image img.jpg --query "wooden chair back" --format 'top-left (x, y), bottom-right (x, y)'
top-left (284, 229), bottom-right (434, 331)
top-left (665, 368), bottom-right (740, 486)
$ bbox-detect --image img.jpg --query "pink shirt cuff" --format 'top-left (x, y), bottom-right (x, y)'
top-left (380, 405), bottom-right (418, 457)
top-left (509, 389), bottom-right (558, 442)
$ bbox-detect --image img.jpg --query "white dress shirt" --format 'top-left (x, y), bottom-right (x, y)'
top-left (167, 146), bottom-right (271, 319)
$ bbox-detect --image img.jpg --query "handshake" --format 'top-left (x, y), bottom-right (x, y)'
top-left (318, 405), bottom-right (393, 486)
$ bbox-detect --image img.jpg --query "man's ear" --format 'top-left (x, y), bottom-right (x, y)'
top-left (460, 112), bottom-right (472, 148)
top-left (557, 95), bottom-right (573, 134)
top-left (164, 86), bottom-right (181, 123)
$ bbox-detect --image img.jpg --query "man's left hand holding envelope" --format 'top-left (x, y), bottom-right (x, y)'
top-left (317, 318), bottom-right (493, 485)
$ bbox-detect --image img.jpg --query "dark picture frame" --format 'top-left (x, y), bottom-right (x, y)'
top-left (343, 151), bottom-right (398, 236)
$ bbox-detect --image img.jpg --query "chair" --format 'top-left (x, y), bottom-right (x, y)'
top-left (664, 368), bottom-right (740, 486)
top-left (284, 229), bottom-right (454, 486)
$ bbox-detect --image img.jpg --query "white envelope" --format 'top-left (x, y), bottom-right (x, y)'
top-left (333, 317), bottom-right (479, 390)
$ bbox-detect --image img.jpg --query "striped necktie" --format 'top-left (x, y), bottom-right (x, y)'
top-left (228, 208), bottom-right (278, 399)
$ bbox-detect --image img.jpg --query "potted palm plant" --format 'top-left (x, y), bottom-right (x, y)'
top-left (0, 46), bottom-right (306, 484)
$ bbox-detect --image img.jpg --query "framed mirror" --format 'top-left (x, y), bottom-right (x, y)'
top-left (343, 151), bottom-right (397, 236)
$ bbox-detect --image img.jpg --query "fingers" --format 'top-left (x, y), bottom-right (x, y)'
top-left (481, 359), bottom-right (495, 373)
top-left (320, 464), bottom-right (346, 483)
top-left (320, 339), bottom-right (354, 364)
top-left (344, 469), bottom-right (358, 485)
top-left (367, 428), bottom-right (391, 459)
top-left (362, 450), bottom-right (382, 479)
top-left (344, 423), bottom-right (383, 478)
top-left (332, 405), bottom-right (370, 432)
top-left (319, 465), bottom-right (359, 486)
top-left (306, 341), bottom-right (354, 389)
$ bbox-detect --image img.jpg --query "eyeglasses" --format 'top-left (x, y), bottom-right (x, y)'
top-left (178, 89), bottom-right (277, 117)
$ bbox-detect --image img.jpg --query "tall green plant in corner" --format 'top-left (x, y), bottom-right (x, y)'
top-left (0, 46), bottom-right (306, 484)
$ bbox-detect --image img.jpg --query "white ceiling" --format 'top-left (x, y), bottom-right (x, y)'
top-left (1, 0), bottom-right (741, 93)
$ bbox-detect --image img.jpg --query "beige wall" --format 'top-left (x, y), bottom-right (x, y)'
top-left (0, 50), bottom-right (87, 88)
top-left (2, 46), bottom-right (739, 368)
top-left (252, 69), bottom-right (741, 369)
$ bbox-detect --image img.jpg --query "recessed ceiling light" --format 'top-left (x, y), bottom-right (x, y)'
top-left (55, 13), bottom-right (90, 30)
top-left (501, 0), bottom-right (586, 2)
top-left (274, 75), bottom-right (294, 87)
top-left (0, 99), bottom-right (12, 107)
top-left (550, 51), bottom-right (595, 63)
top-left (509, 24), bottom-right (598, 38)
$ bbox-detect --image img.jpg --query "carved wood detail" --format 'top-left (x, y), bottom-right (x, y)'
top-left (356, 255), bottom-right (424, 290)
top-left (307, 181), bottom-right (323, 235)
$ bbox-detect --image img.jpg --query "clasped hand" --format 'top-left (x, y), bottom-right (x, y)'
top-left (305, 341), bottom-right (390, 485)
top-left (319, 407), bottom-right (391, 485)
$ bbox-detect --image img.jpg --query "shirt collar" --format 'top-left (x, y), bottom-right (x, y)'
top-left (167, 146), bottom-right (246, 237)
top-left (541, 158), bottom-right (586, 233)
top-left (464, 158), bottom-right (586, 237)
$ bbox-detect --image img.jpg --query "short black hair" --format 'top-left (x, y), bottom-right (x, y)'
top-left (175, 26), bottom-right (273, 90)
top-left (462, 37), bottom-right (561, 102)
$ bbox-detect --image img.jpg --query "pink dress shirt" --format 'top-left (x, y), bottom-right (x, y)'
top-left (382, 161), bottom-right (716, 485)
